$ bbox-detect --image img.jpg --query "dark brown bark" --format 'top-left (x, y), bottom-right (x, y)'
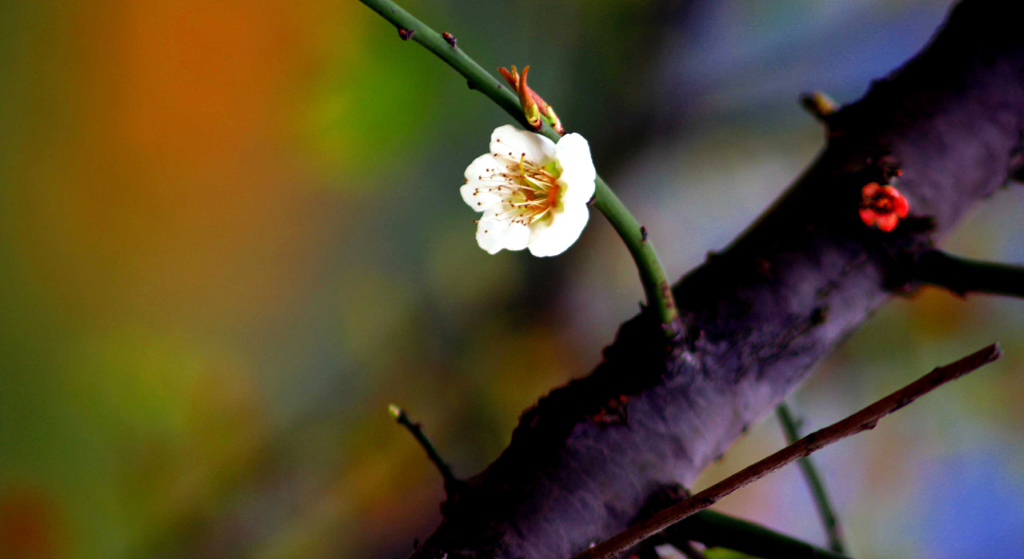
top-left (411, 2), bottom-right (1024, 558)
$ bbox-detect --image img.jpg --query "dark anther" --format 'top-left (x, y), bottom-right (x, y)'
top-left (398, 27), bottom-right (415, 41)
top-left (442, 32), bottom-right (457, 47)
top-left (640, 226), bottom-right (648, 241)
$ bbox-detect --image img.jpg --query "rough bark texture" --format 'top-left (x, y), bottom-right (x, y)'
top-left (411, 2), bottom-right (1024, 558)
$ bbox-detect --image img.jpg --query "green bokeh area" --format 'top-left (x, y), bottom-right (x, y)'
top-left (3, 1), bottom-right (1024, 559)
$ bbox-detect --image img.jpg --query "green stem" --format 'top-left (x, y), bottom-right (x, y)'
top-left (776, 402), bottom-right (846, 554)
top-left (673, 510), bottom-right (854, 559)
top-left (358, 0), bottom-right (681, 335)
top-left (389, 404), bottom-right (460, 491)
top-left (916, 250), bottom-right (1024, 298)
top-left (593, 177), bottom-right (679, 334)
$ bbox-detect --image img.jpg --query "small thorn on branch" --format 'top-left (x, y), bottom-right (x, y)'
top-left (389, 404), bottom-right (461, 491)
top-left (573, 344), bottom-right (1001, 559)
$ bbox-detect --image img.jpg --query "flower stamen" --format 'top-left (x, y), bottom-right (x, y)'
top-left (461, 126), bottom-right (595, 256)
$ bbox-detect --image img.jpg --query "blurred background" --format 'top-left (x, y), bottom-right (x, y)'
top-left (2, 0), bottom-right (1023, 558)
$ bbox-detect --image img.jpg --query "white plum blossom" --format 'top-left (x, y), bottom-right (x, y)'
top-left (461, 125), bottom-right (596, 257)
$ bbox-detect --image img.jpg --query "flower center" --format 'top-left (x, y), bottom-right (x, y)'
top-left (479, 153), bottom-right (562, 225)
top-left (864, 190), bottom-right (896, 214)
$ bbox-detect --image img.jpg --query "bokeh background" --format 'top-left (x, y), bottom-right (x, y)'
top-left (2, 1), bottom-right (1023, 558)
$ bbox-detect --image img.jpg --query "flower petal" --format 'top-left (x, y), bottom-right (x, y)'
top-left (876, 213), bottom-right (899, 232)
top-left (893, 192), bottom-right (910, 217)
top-left (527, 202), bottom-right (590, 257)
top-left (859, 208), bottom-right (877, 226)
top-left (476, 209), bottom-right (531, 254)
top-left (490, 125), bottom-right (557, 165)
top-left (555, 133), bottom-right (597, 205)
top-left (462, 153), bottom-right (510, 210)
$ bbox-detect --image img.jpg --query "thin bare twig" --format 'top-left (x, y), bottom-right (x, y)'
top-left (777, 402), bottom-right (847, 553)
top-left (917, 250), bottom-right (1024, 298)
top-left (572, 344), bottom-right (1001, 559)
top-left (388, 404), bottom-right (461, 491)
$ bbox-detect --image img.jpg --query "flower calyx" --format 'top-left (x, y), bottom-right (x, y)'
top-left (498, 65), bottom-right (565, 135)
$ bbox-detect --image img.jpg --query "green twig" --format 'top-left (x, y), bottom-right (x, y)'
top-left (916, 250), bottom-right (1024, 298)
top-left (358, 0), bottom-right (681, 336)
top-left (389, 404), bottom-right (460, 491)
top-left (776, 402), bottom-right (847, 554)
top-left (671, 510), bottom-right (853, 559)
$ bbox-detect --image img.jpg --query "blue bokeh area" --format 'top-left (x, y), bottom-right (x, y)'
top-left (917, 448), bottom-right (1024, 558)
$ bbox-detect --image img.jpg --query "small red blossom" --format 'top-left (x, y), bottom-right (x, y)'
top-left (860, 182), bottom-right (909, 232)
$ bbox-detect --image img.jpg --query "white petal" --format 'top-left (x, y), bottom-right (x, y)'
top-left (527, 202), bottom-right (590, 257)
top-left (555, 133), bottom-right (596, 205)
top-left (462, 153), bottom-right (510, 210)
top-left (476, 210), bottom-right (531, 254)
top-left (490, 125), bottom-right (557, 166)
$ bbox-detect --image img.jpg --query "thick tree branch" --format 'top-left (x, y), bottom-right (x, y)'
top-left (392, 2), bottom-right (1024, 558)
top-left (916, 250), bottom-right (1024, 298)
top-left (776, 402), bottom-right (846, 553)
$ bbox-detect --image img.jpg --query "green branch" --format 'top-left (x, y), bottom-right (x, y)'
top-left (358, 0), bottom-right (681, 336)
top-left (674, 510), bottom-right (853, 559)
top-left (389, 404), bottom-right (460, 491)
top-left (776, 402), bottom-right (846, 554)
top-left (916, 250), bottom-right (1024, 299)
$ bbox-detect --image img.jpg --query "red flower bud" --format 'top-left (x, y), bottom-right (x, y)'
top-left (860, 182), bottom-right (909, 232)
top-left (498, 65), bottom-right (565, 135)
